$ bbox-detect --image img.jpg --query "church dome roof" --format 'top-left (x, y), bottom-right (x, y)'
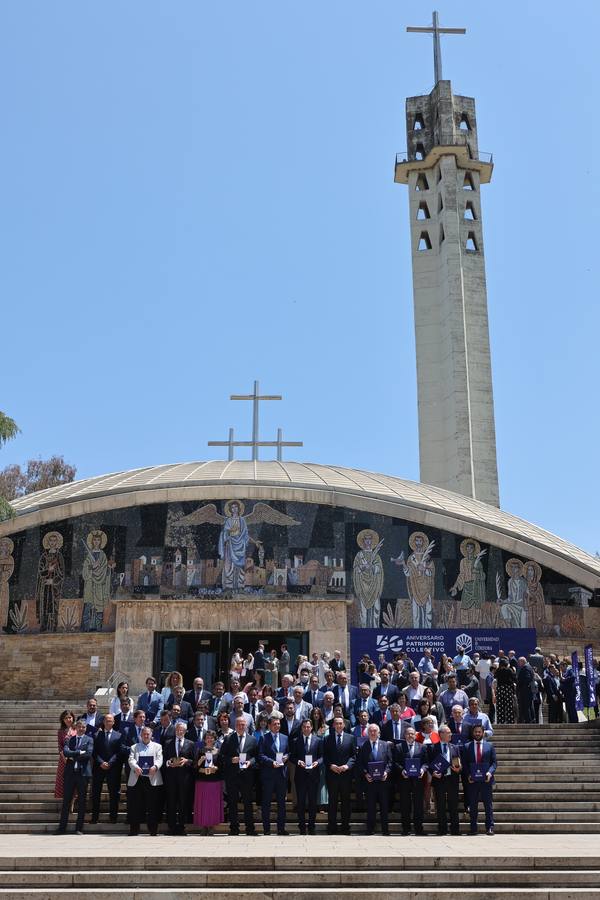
top-left (5, 459), bottom-right (600, 589)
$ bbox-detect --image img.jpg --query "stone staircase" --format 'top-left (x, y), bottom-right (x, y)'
top-left (1, 701), bottom-right (600, 834)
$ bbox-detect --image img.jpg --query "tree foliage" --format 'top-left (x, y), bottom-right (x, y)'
top-left (0, 455), bottom-right (77, 500)
top-left (0, 412), bottom-right (20, 448)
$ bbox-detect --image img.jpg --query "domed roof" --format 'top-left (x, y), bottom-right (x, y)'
top-left (5, 459), bottom-right (600, 589)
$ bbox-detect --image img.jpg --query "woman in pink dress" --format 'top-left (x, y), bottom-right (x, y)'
top-left (193, 730), bottom-right (223, 835)
top-left (54, 710), bottom-right (76, 799)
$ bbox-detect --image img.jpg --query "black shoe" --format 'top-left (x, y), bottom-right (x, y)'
top-left (129, 829), bottom-right (139, 836)
top-left (365, 830), bottom-right (374, 836)
top-left (277, 830), bottom-right (290, 836)
top-left (90, 818), bottom-right (99, 825)
top-left (401, 830), bottom-right (410, 837)
top-left (415, 830), bottom-right (425, 836)
top-left (166, 830), bottom-right (177, 836)
top-left (75, 830), bottom-right (84, 835)
top-left (109, 817), bottom-right (118, 824)
top-left (229, 829), bottom-right (240, 836)
top-left (246, 830), bottom-right (258, 836)
top-left (308, 827), bottom-right (316, 835)
top-left (149, 831), bottom-right (158, 836)
top-left (55, 829), bottom-right (66, 835)
top-left (298, 827), bottom-right (306, 835)
top-left (382, 830), bottom-right (390, 836)
top-left (468, 830), bottom-right (478, 836)
top-left (342, 828), bottom-right (351, 836)
top-left (437, 830), bottom-right (448, 836)
top-left (486, 828), bottom-right (494, 836)
top-left (263, 830), bottom-right (271, 836)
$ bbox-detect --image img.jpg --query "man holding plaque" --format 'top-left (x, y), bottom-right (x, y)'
top-left (427, 724), bottom-right (461, 835)
top-left (462, 723), bottom-right (497, 835)
top-left (290, 719), bottom-right (323, 835)
top-left (163, 722), bottom-right (194, 836)
top-left (357, 723), bottom-right (392, 835)
top-left (394, 725), bottom-right (427, 836)
top-left (323, 716), bottom-right (356, 835)
top-left (127, 725), bottom-right (164, 836)
top-left (220, 718), bottom-right (258, 836)
top-left (258, 716), bottom-right (289, 835)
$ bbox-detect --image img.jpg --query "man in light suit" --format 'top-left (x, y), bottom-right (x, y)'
top-left (136, 676), bottom-right (164, 724)
top-left (183, 677), bottom-right (212, 713)
top-left (57, 718), bottom-right (93, 834)
top-left (290, 719), bottom-right (323, 835)
top-left (230, 694), bottom-right (255, 733)
top-left (259, 716), bottom-right (289, 835)
top-left (127, 725), bottom-right (164, 835)
top-left (462, 723), bottom-right (497, 835)
top-left (357, 723), bottom-right (392, 835)
top-left (163, 722), bottom-right (194, 835)
top-left (323, 716), bottom-right (356, 835)
top-left (91, 714), bottom-right (123, 824)
top-left (291, 685), bottom-right (313, 723)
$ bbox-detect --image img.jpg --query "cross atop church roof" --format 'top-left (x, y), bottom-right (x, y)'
top-left (407, 10), bottom-right (466, 84)
top-left (207, 380), bottom-right (303, 461)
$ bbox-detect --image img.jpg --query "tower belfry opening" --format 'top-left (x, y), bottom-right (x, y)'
top-left (395, 11), bottom-right (500, 508)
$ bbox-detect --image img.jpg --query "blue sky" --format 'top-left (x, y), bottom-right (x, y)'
top-left (1, 2), bottom-right (598, 554)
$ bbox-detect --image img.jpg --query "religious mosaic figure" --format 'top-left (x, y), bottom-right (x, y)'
top-left (81, 530), bottom-right (113, 632)
top-left (353, 529), bottom-right (384, 628)
top-left (450, 539), bottom-right (486, 627)
top-left (36, 531), bottom-right (65, 632)
top-left (391, 531), bottom-right (435, 628)
top-left (175, 501), bottom-right (300, 592)
top-left (0, 537), bottom-right (15, 633)
top-left (498, 558), bottom-right (528, 629)
top-left (523, 560), bottom-right (547, 629)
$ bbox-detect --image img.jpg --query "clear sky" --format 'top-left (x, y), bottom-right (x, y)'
top-left (1, 2), bottom-right (598, 554)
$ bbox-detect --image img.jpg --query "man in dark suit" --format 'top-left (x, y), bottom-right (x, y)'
top-left (121, 709), bottom-right (146, 750)
top-left (163, 722), bottom-right (194, 835)
top-left (462, 723), bottom-right (497, 835)
top-left (259, 716), bottom-right (289, 835)
top-left (208, 681), bottom-right (227, 717)
top-left (529, 647), bottom-right (544, 676)
top-left (394, 725), bottom-right (427, 835)
top-left (253, 643), bottom-right (267, 685)
top-left (560, 661), bottom-right (579, 723)
top-left (280, 700), bottom-right (302, 741)
top-left (332, 673), bottom-right (358, 722)
top-left (372, 669), bottom-right (400, 705)
top-left (57, 718), bottom-right (93, 834)
top-left (165, 688), bottom-right (193, 723)
top-left (304, 674), bottom-right (324, 710)
top-left (516, 657), bottom-right (535, 723)
top-left (153, 710), bottom-right (176, 746)
top-left (353, 684), bottom-right (378, 722)
top-left (544, 664), bottom-right (565, 723)
top-left (323, 716), bottom-right (356, 834)
top-left (183, 677), bottom-right (212, 713)
top-left (82, 697), bottom-right (103, 737)
top-left (372, 695), bottom-right (392, 728)
top-left (290, 719), bottom-right (323, 835)
top-left (113, 699), bottom-right (134, 734)
top-left (427, 724), bottom-right (461, 835)
top-left (357, 723), bottom-right (392, 835)
top-left (380, 703), bottom-right (405, 744)
top-left (91, 714), bottom-right (123, 824)
top-left (330, 651), bottom-right (346, 675)
top-left (244, 687), bottom-right (262, 724)
top-left (220, 718), bottom-right (258, 836)
top-left (186, 711), bottom-right (210, 745)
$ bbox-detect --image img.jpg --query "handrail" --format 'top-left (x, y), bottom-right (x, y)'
top-left (396, 148), bottom-right (493, 165)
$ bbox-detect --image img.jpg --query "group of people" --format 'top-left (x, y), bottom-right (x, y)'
top-left (54, 642), bottom-right (594, 837)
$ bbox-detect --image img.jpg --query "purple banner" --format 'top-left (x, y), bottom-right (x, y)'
top-left (585, 645), bottom-right (596, 709)
top-left (572, 651), bottom-right (584, 711)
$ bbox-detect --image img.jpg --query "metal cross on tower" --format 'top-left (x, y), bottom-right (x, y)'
top-left (207, 380), bottom-right (304, 461)
top-left (407, 10), bottom-right (466, 84)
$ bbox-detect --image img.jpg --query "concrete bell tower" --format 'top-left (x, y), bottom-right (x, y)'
top-left (396, 12), bottom-right (500, 508)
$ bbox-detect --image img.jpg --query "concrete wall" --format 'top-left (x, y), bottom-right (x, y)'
top-left (0, 631), bottom-right (114, 700)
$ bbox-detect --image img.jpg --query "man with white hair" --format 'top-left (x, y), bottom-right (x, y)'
top-left (357, 723), bottom-right (392, 835)
top-left (127, 725), bottom-right (163, 836)
top-left (229, 694), bottom-right (255, 733)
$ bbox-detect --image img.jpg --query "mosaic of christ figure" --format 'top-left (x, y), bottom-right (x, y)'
top-left (175, 501), bottom-right (299, 592)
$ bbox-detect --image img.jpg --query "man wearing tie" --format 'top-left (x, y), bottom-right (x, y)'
top-left (220, 718), bottom-right (258, 836)
top-left (427, 724), bottom-right (461, 835)
top-left (258, 716), bottom-right (289, 835)
top-left (462, 723), bottom-right (497, 835)
top-left (373, 695), bottom-right (391, 727)
top-left (136, 677), bottom-right (164, 725)
top-left (394, 725), bottom-right (426, 836)
top-left (183, 677), bottom-right (212, 714)
top-left (353, 684), bottom-right (378, 723)
top-left (91, 714), bottom-right (123, 824)
top-left (323, 716), bottom-right (356, 835)
top-left (56, 718), bottom-right (93, 834)
top-left (153, 710), bottom-right (176, 747)
top-left (208, 681), bottom-right (226, 717)
top-left (304, 674), bottom-right (324, 710)
top-left (244, 687), bottom-right (261, 725)
top-left (290, 719), bottom-right (323, 835)
top-left (333, 673), bottom-right (357, 723)
top-left (357, 723), bottom-right (392, 835)
top-left (164, 722), bottom-right (194, 835)
top-left (113, 699), bottom-right (134, 734)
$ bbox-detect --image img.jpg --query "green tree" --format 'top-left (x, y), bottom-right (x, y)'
top-left (0, 456), bottom-right (76, 501)
top-left (0, 412), bottom-right (20, 520)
